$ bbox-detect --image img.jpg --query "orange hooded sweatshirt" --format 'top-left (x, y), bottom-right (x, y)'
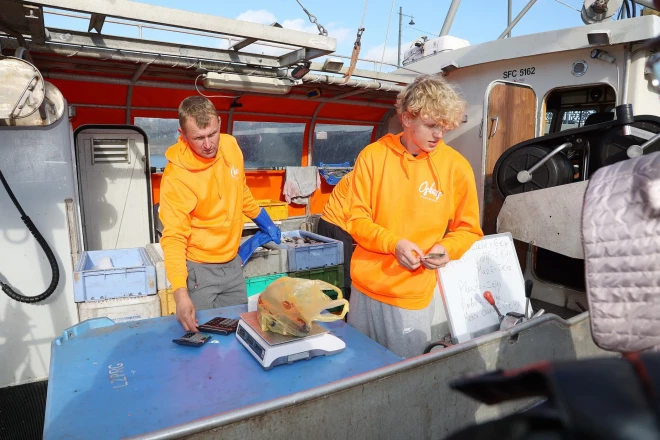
top-left (159, 134), bottom-right (261, 291)
top-left (320, 171), bottom-right (353, 231)
top-left (345, 133), bottom-right (483, 310)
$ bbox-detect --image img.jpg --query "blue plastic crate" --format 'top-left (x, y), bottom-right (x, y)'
top-left (279, 230), bottom-right (344, 272)
top-left (73, 248), bottom-right (157, 302)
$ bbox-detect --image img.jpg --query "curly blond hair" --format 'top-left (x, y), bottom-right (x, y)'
top-left (395, 74), bottom-right (466, 130)
top-left (178, 96), bottom-right (217, 129)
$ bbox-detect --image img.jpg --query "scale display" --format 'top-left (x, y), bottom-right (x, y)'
top-left (236, 312), bottom-right (345, 370)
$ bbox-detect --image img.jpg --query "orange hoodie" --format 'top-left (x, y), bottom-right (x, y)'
top-left (320, 171), bottom-right (353, 231)
top-left (159, 134), bottom-right (261, 290)
top-left (345, 133), bottom-right (483, 310)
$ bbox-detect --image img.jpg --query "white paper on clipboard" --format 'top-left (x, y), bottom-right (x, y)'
top-left (437, 233), bottom-right (526, 344)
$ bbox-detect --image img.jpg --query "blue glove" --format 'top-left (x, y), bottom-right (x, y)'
top-left (252, 208), bottom-right (282, 244)
top-left (238, 231), bottom-right (273, 266)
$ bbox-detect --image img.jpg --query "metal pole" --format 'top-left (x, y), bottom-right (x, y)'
top-left (440, 0), bottom-right (462, 36)
top-left (398, 7), bottom-right (402, 66)
top-left (517, 142), bottom-right (572, 183)
top-left (507, 0), bottom-right (512, 38)
top-left (498, 0), bottom-right (539, 40)
top-left (621, 44), bottom-right (631, 106)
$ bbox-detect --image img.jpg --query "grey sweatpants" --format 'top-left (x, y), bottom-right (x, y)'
top-left (186, 256), bottom-right (247, 311)
top-left (347, 285), bottom-right (435, 359)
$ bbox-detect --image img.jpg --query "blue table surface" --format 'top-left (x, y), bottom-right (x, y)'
top-left (44, 305), bottom-right (402, 439)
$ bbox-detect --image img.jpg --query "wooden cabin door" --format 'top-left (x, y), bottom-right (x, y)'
top-left (483, 83), bottom-right (536, 270)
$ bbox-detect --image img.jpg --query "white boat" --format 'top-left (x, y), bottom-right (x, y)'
top-left (0, 0), bottom-right (656, 437)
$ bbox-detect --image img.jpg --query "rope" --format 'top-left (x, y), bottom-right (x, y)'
top-left (552, 0), bottom-right (580, 12)
top-left (295, 0), bottom-right (328, 36)
top-left (343, 0), bottom-right (369, 83)
top-left (379, 0), bottom-right (396, 72)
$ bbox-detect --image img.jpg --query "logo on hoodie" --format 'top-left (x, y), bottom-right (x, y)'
top-left (419, 181), bottom-right (443, 202)
top-left (230, 165), bottom-right (239, 180)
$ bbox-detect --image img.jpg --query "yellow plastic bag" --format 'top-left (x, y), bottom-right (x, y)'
top-left (257, 277), bottom-right (349, 337)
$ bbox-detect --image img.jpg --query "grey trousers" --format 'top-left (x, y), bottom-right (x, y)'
top-left (347, 285), bottom-right (435, 359)
top-left (186, 256), bottom-right (247, 311)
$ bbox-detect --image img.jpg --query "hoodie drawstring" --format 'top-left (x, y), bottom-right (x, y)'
top-left (428, 154), bottom-right (441, 188)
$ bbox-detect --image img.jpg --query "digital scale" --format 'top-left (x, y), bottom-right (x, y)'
top-left (235, 312), bottom-right (346, 370)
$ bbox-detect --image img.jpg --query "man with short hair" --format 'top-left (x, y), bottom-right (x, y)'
top-left (160, 96), bottom-right (281, 331)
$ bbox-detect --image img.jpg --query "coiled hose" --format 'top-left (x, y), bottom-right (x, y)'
top-left (0, 167), bottom-right (60, 303)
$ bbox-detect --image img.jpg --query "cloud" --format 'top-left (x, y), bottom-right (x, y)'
top-left (282, 18), bottom-right (319, 34)
top-left (235, 9), bottom-right (277, 25)
top-left (326, 22), bottom-right (351, 44)
top-left (362, 40), bottom-right (414, 68)
top-left (228, 9), bottom-right (352, 59)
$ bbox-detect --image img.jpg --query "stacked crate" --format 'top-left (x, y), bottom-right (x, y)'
top-left (145, 243), bottom-right (176, 316)
top-left (74, 248), bottom-right (160, 323)
top-left (146, 230), bottom-right (346, 315)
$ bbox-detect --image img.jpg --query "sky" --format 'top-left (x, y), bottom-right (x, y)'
top-left (43, 0), bottom-right (638, 72)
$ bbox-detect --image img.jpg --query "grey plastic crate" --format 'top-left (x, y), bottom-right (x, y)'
top-left (242, 244), bottom-right (288, 278)
top-left (278, 230), bottom-right (344, 272)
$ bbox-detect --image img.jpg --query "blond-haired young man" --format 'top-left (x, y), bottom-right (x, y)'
top-left (345, 75), bottom-right (484, 358)
top-left (160, 96), bottom-right (281, 331)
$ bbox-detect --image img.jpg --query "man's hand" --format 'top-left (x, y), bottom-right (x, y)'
top-left (173, 287), bottom-right (198, 332)
top-left (395, 239), bottom-right (424, 271)
top-left (421, 244), bottom-right (450, 270)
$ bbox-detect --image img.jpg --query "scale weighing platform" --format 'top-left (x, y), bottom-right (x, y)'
top-left (236, 311), bottom-right (346, 369)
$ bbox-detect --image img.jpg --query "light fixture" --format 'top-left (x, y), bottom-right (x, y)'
top-left (306, 88), bottom-right (322, 99)
top-left (440, 61), bottom-right (459, 75)
top-left (291, 61), bottom-right (311, 80)
top-left (203, 72), bottom-right (296, 95)
top-left (409, 17), bottom-right (415, 25)
top-left (590, 48), bottom-right (615, 64)
top-left (587, 30), bottom-right (612, 45)
top-left (571, 60), bottom-right (588, 77)
top-left (322, 58), bottom-right (344, 73)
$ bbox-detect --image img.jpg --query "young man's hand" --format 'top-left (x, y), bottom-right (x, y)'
top-left (395, 239), bottom-right (424, 271)
top-left (420, 244), bottom-right (450, 270)
top-left (173, 287), bottom-right (198, 332)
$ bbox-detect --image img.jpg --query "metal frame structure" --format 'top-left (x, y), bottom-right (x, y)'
top-left (0, 0), bottom-right (412, 132)
top-left (3, 0), bottom-right (336, 66)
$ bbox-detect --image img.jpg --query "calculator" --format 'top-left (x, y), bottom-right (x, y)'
top-left (172, 331), bottom-right (212, 347)
top-left (198, 317), bottom-right (240, 335)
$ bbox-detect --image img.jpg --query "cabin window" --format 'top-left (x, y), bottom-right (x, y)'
top-left (134, 117), bottom-right (180, 172)
top-left (233, 121), bottom-right (305, 169)
top-left (312, 124), bottom-right (374, 166)
top-left (558, 109), bottom-right (597, 131)
top-left (544, 85), bottom-right (616, 135)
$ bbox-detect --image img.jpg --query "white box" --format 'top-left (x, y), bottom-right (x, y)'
top-left (78, 295), bottom-right (161, 324)
top-left (145, 243), bottom-right (170, 290)
top-left (248, 293), bottom-right (260, 312)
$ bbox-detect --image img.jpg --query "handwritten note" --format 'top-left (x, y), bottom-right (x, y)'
top-left (438, 233), bottom-right (526, 343)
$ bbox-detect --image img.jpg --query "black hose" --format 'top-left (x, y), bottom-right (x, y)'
top-left (0, 167), bottom-right (60, 303)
